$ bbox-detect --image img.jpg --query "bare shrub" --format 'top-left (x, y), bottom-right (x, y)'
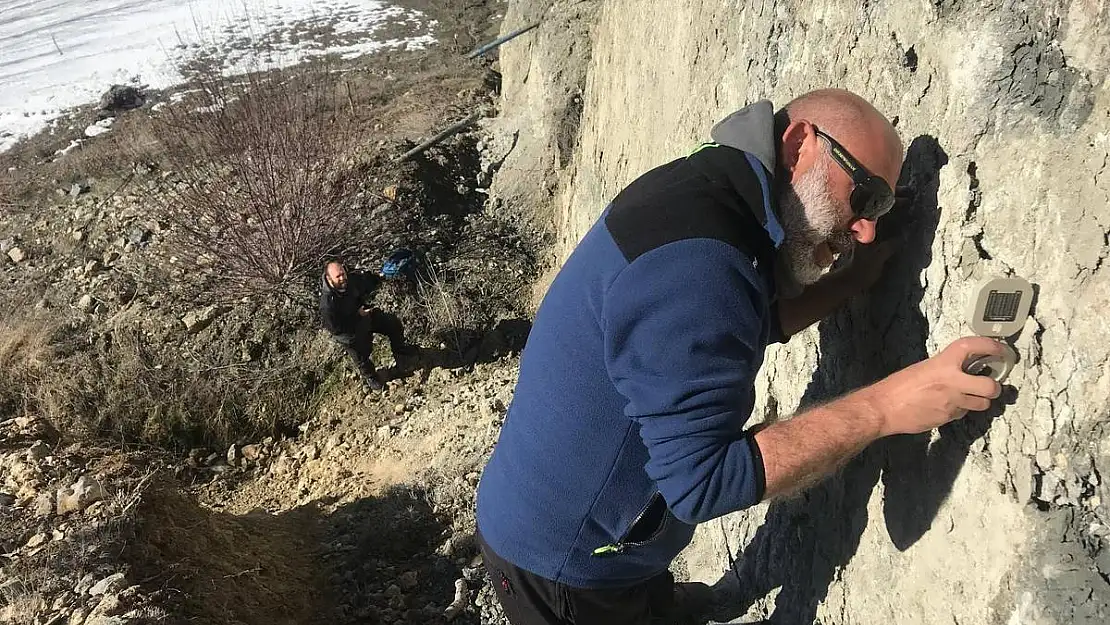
top-left (149, 61), bottom-right (368, 293)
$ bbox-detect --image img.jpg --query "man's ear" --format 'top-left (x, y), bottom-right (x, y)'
top-left (780, 120), bottom-right (818, 181)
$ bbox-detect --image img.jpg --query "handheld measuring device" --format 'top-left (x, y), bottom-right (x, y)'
top-left (962, 276), bottom-right (1033, 383)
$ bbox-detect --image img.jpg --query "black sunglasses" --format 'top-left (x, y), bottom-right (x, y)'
top-left (813, 128), bottom-right (895, 221)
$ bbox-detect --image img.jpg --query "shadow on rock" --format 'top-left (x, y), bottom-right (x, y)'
top-left (388, 317), bottom-right (531, 381)
top-left (706, 136), bottom-right (1007, 623)
top-left (125, 484), bottom-right (481, 625)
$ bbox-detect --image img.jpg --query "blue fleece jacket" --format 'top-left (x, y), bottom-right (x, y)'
top-left (477, 101), bottom-right (785, 588)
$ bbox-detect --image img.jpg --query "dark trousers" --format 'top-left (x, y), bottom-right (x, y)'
top-left (335, 309), bottom-right (406, 381)
top-left (478, 532), bottom-right (674, 625)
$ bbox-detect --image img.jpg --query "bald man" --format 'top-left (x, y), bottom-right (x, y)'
top-left (320, 260), bottom-right (413, 391)
top-left (476, 90), bottom-right (1004, 625)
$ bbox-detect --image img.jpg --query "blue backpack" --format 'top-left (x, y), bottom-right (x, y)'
top-left (381, 248), bottom-right (417, 280)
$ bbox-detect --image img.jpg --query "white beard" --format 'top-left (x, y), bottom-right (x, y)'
top-left (774, 158), bottom-right (846, 298)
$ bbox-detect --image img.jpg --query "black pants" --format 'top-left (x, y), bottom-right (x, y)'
top-left (335, 309), bottom-right (406, 381)
top-left (478, 532), bottom-right (674, 625)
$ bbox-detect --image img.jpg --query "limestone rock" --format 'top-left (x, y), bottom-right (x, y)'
top-left (56, 475), bottom-right (107, 515)
top-left (33, 492), bottom-right (56, 517)
top-left (89, 573), bottom-right (126, 597)
top-left (7, 247), bottom-right (26, 263)
top-left (181, 305), bottom-right (229, 334)
top-left (241, 444), bottom-right (262, 462)
top-left (28, 440), bottom-right (49, 460)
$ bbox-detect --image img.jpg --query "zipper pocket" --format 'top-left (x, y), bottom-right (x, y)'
top-left (592, 492), bottom-right (669, 557)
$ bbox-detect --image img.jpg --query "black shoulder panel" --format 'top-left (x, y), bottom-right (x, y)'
top-left (604, 148), bottom-right (774, 264)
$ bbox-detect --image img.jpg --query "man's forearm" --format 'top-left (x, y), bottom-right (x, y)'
top-left (754, 392), bottom-right (884, 499)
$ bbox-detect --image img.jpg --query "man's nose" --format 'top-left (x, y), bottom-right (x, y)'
top-left (850, 218), bottom-right (877, 244)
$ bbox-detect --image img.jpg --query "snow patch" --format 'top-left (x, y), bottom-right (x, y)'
top-left (0, 0), bottom-right (438, 153)
top-left (84, 117), bottom-right (115, 138)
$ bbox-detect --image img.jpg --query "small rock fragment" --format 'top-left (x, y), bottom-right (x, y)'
top-left (75, 573), bottom-right (97, 595)
top-left (77, 294), bottom-right (95, 312)
top-left (56, 475), bottom-right (107, 515)
top-left (7, 247), bottom-right (26, 263)
top-left (26, 532), bottom-right (47, 549)
top-left (399, 571), bottom-right (418, 590)
top-left (33, 492), bottom-right (55, 517)
top-left (89, 573), bottom-right (126, 597)
top-left (241, 444), bottom-right (262, 462)
top-left (182, 305), bottom-right (228, 334)
top-left (443, 578), bottom-right (469, 621)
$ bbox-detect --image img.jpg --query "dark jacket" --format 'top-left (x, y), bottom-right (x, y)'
top-left (319, 271), bottom-right (380, 340)
top-left (476, 100), bottom-right (786, 589)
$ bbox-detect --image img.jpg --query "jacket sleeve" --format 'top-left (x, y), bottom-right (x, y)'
top-left (352, 272), bottom-right (381, 304)
top-left (602, 238), bottom-right (768, 524)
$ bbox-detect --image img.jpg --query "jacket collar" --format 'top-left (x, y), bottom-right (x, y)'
top-left (706, 100), bottom-right (785, 249)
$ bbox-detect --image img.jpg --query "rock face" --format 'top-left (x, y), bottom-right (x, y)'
top-left (494, 1), bottom-right (1110, 623)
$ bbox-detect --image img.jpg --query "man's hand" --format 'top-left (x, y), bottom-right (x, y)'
top-left (755, 336), bottom-right (1005, 499)
top-left (859, 336), bottom-right (1005, 437)
top-left (358, 306), bottom-right (372, 317)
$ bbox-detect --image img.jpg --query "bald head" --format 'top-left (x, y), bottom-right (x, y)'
top-left (325, 261), bottom-right (348, 291)
top-left (776, 88), bottom-right (903, 187)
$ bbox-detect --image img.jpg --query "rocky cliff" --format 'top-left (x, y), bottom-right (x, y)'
top-left (491, 1), bottom-right (1110, 622)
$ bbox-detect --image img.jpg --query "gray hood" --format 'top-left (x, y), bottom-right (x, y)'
top-left (710, 100), bottom-right (777, 174)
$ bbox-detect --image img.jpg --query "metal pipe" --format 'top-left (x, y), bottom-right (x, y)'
top-left (394, 112), bottom-right (482, 163)
top-left (465, 22), bottom-right (541, 59)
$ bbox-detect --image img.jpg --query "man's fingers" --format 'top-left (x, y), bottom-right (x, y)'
top-left (944, 336), bottom-right (1007, 365)
top-left (958, 374), bottom-right (1002, 399)
top-left (958, 394), bottom-right (993, 413)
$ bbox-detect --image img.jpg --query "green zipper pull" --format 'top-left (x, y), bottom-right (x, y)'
top-left (592, 544), bottom-right (624, 557)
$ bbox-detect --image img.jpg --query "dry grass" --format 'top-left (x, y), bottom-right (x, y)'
top-left (0, 311), bottom-right (53, 419)
top-left (0, 311), bottom-right (324, 450)
top-left (37, 327), bottom-right (321, 449)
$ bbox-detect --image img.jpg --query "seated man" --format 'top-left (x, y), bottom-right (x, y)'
top-left (319, 260), bottom-right (413, 391)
